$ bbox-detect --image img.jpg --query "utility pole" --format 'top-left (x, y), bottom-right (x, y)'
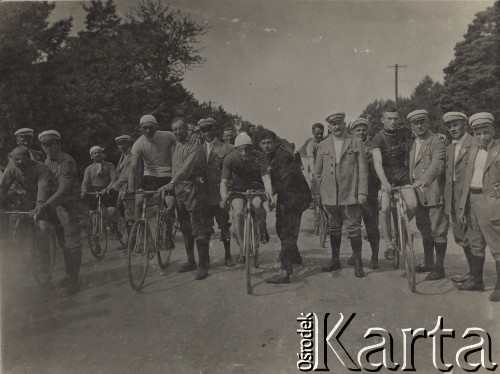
top-left (387, 64), bottom-right (407, 109)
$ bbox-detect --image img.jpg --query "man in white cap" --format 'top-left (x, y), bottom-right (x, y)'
top-left (13, 128), bottom-right (45, 162)
top-left (443, 112), bottom-right (474, 284)
top-left (109, 135), bottom-right (134, 222)
top-left (458, 112), bottom-right (500, 302)
top-left (371, 107), bottom-right (418, 262)
top-left (313, 111), bottom-right (368, 278)
top-left (198, 118), bottom-right (236, 267)
top-left (81, 146), bottom-right (121, 242)
top-left (220, 132), bottom-right (274, 264)
top-left (348, 118), bottom-right (381, 269)
top-left (36, 130), bottom-right (82, 296)
top-left (407, 109), bottom-right (448, 280)
top-left (128, 114), bottom-right (177, 239)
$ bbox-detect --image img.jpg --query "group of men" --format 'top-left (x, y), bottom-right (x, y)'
top-left (307, 108), bottom-right (500, 302)
top-left (1, 107), bottom-right (500, 302)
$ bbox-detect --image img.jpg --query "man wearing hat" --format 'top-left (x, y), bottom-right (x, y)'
top-left (36, 130), bottom-right (82, 296)
top-left (348, 118), bottom-right (381, 269)
top-left (408, 109), bottom-right (448, 280)
top-left (13, 128), bottom-right (45, 162)
top-left (198, 118), bottom-right (235, 267)
top-left (458, 112), bottom-right (500, 302)
top-left (160, 117), bottom-right (211, 280)
top-left (259, 129), bottom-right (311, 283)
top-left (109, 135), bottom-right (134, 222)
top-left (313, 111), bottom-right (368, 278)
top-left (443, 112), bottom-right (474, 283)
top-left (81, 146), bottom-right (121, 241)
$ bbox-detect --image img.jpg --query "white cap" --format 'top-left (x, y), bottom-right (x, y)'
top-left (139, 114), bottom-right (158, 126)
top-left (234, 132), bottom-right (253, 147)
top-left (89, 146), bottom-right (105, 155)
top-left (14, 128), bottom-right (34, 136)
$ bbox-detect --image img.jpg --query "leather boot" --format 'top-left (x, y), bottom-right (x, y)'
top-left (452, 245), bottom-right (473, 283)
top-left (457, 255), bottom-right (485, 291)
top-left (426, 242), bottom-right (446, 280)
top-left (321, 234), bottom-right (342, 272)
top-left (195, 238), bottom-right (210, 280)
top-left (488, 261), bottom-right (500, 302)
top-left (369, 239), bottom-right (379, 270)
top-left (178, 235), bottom-right (196, 273)
top-left (266, 258), bottom-right (292, 284)
top-left (222, 233), bottom-right (235, 267)
top-left (350, 237), bottom-right (364, 278)
top-left (416, 238), bottom-right (434, 273)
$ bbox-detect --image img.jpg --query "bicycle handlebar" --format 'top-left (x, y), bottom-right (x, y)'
top-left (227, 190), bottom-right (268, 200)
top-left (3, 210), bottom-right (35, 216)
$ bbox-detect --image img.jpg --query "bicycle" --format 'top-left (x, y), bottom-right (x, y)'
top-left (228, 189), bottom-right (268, 294)
top-left (388, 186), bottom-right (426, 293)
top-left (2, 210), bottom-right (57, 285)
top-left (85, 192), bottom-right (129, 260)
top-left (314, 203), bottom-right (328, 248)
top-left (127, 190), bottom-right (173, 291)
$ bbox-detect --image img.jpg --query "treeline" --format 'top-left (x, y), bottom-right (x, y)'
top-left (360, 1), bottom-right (500, 138)
top-left (0, 0), bottom-right (265, 171)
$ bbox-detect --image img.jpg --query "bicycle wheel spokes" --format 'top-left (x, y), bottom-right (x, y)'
top-left (88, 211), bottom-right (107, 259)
top-left (127, 220), bottom-right (149, 291)
top-left (157, 214), bottom-right (172, 269)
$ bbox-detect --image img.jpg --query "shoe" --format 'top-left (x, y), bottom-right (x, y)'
top-left (178, 262), bottom-right (197, 273)
top-left (321, 259), bottom-right (341, 272)
top-left (347, 255), bottom-right (355, 266)
top-left (292, 254), bottom-right (303, 265)
top-left (195, 266), bottom-right (208, 280)
top-left (369, 256), bottom-right (379, 270)
top-left (384, 248), bottom-right (395, 260)
top-left (457, 278), bottom-right (484, 292)
top-left (354, 258), bottom-right (364, 278)
top-left (425, 268), bottom-right (445, 281)
top-left (415, 263), bottom-right (433, 273)
top-left (265, 274), bottom-right (290, 284)
top-left (260, 230), bottom-right (270, 244)
top-left (225, 255), bottom-right (235, 267)
top-left (489, 290), bottom-right (500, 302)
top-left (60, 281), bottom-right (80, 297)
top-left (237, 254), bottom-right (245, 264)
top-left (451, 273), bottom-right (472, 283)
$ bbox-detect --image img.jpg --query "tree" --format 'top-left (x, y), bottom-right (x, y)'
top-left (440, 1), bottom-right (500, 124)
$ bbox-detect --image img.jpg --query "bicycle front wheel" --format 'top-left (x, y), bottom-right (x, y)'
top-left (157, 213), bottom-right (172, 269)
top-left (244, 216), bottom-right (253, 294)
top-left (402, 215), bottom-right (416, 292)
top-left (33, 228), bottom-right (57, 285)
top-left (127, 219), bottom-right (149, 291)
top-left (88, 211), bottom-right (108, 259)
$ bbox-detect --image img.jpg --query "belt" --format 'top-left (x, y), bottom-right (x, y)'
top-left (470, 187), bottom-right (483, 194)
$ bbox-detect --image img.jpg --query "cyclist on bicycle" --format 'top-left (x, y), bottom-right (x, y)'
top-left (371, 108), bottom-right (418, 261)
top-left (220, 133), bottom-right (274, 263)
top-left (128, 115), bottom-right (177, 242)
top-left (159, 117), bottom-right (211, 280)
top-left (259, 130), bottom-right (311, 284)
top-left (81, 145), bottom-right (121, 242)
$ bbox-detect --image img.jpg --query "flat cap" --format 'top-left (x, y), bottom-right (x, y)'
top-left (407, 109), bottom-right (428, 122)
top-left (139, 114), bottom-right (158, 126)
top-left (115, 135), bottom-right (132, 142)
top-left (89, 145), bottom-right (105, 155)
top-left (349, 118), bottom-right (370, 131)
top-left (469, 112), bottom-right (494, 129)
top-left (325, 112), bottom-right (346, 123)
top-left (443, 112), bottom-right (468, 124)
top-left (14, 128), bottom-right (34, 136)
top-left (38, 130), bottom-right (61, 143)
top-left (197, 118), bottom-right (217, 128)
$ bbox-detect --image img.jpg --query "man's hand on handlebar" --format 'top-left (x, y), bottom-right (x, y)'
top-left (267, 194), bottom-right (276, 210)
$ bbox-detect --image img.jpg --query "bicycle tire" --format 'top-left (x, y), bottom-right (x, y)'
top-left (116, 214), bottom-right (130, 249)
top-left (157, 213), bottom-right (172, 269)
top-left (402, 215), bottom-right (416, 292)
top-left (244, 215), bottom-right (252, 294)
top-left (392, 209), bottom-right (401, 269)
top-left (319, 219), bottom-right (328, 248)
top-left (88, 211), bottom-right (108, 260)
top-left (33, 227), bottom-right (57, 285)
top-left (127, 219), bottom-right (149, 291)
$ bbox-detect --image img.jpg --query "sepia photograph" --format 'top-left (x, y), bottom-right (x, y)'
top-left (0, 0), bottom-right (499, 372)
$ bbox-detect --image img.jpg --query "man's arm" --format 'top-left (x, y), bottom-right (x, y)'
top-left (44, 159), bottom-right (77, 207)
top-left (220, 179), bottom-right (229, 205)
top-left (170, 145), bottom-right (204, 184)
top-left (112, 157), bottom-right (131, 191)
top-left (128, 154), bottom-right (141, 192)
top-left (372, 149), bottom-right (391, 192)
top-left (106, 163), bottom-right (117, 190)
top-left (36, 166), bottom-right (53, 205)
top-left (0, 167), bottom-right (16, 207)
top-left (81, 166), bottom-right (90, 194)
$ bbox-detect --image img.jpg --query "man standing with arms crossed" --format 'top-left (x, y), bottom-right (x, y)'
top-left (443, 112), bottom-right (474, 283)
top-left (313, 112), bottom-right (369, 278)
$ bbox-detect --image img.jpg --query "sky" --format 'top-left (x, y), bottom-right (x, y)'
top-left (50, 0), bottom-right (495, 145)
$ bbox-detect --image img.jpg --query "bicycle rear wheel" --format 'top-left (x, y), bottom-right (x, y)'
top-left (32, 227), bottom-right (57, 285)
top-left (244, 215), bottom-right (253, 294)
top-left (157, 213), bottom-right (172, 269)
top-left (88, 211), bottom-right (108, 259)
top-left (127, 219), bottom-right (149, 291)
top-left (402, 215), bottom-right (416, 292)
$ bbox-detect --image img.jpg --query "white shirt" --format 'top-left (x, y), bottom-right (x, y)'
top-left (453, 133), bottom-right (468, 181)
top-left (332, 137), bottom-right (345, 164)
top-left (205, 139), bottom-right (215, 161)
top-left (131, 131), bottom-right (176, 177)
top-left (413, 138), bottom-right (424, 178)
top-left (470, 142), bottom-right (492, 189)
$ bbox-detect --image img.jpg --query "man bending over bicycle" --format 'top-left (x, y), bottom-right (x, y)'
top-left (81, 146), bottom-right (121, 240)
top-left (220, 133), bottom-right (274, 263)
top-left (371, 108), bottom-right (418, 261)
